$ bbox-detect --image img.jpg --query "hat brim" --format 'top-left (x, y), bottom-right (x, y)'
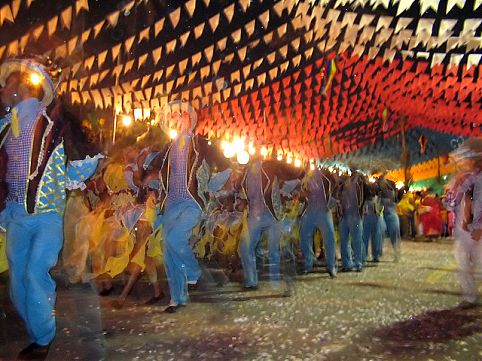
top-left (0, 59), bottom-right (55, 106)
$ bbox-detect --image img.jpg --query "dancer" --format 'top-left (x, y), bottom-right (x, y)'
top-left (0, 57), bottom-right (101, 360)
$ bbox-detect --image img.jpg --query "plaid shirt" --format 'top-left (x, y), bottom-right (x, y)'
top-left (166, 133), bottom-right (192, 205)
top-left (4, 99), bottom-right (41, 204)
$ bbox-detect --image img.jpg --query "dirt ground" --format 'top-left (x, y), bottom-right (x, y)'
top-left (1, 239), bottom-right (481, 361)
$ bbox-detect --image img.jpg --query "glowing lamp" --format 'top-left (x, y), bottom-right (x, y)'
top-left (223, 144), bottom-right (236, 158)
top-left (248, 142), bottom-right (256, 155)
top-left (168, 129), bottom-right (178, 139)
top-left (260, 147), bottom-right (268, 157)
top-left (277, 154), bottom-right (283, 161)
top-left (287, 157), bottom-right (293, 164)
top-left (237, 150), bottom-right (250, 164)
top-left (121, 115), bottom-right (132, 127)
top-left (294, 159), bottom-right (302, 168)
top-left (310, 163), bottom-right (315, 170)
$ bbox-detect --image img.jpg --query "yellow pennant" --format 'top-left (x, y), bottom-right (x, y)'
top-left (11, 108), bottom-right (20, 138)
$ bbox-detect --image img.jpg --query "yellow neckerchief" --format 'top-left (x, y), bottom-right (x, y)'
top-left (11, 108), bottom-right (20, 138)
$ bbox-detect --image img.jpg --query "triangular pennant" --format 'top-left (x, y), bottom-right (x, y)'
top-left (154, 18), bottom-right (165, 37)
top-left (185, 0), bottom-right (196, 17)
top-left (179, 58), bottom-right (189, 74)
top-left (212, 60), bottom-right (221, 74)
top-left (194, 23), bottom-right (205, 39)
top-left (169, 7), bottom-right (181, 29)
top-left (239, 0), bottom-right (250, 12)
top-left (137, 53), bottom-right (148, 69)
top-left (192, 51), bottom-right (202, 66)
top-left (209, 14), bottom-right (220, 32)
top-left (166, 38), bottom-right (177, 54)
top-left (231, 28), bottom-right (242, 43)
top-left (66, 36), bottom-right (78, 55)
top-left (111, 43), bottom-right (121, 62)
top-left (47, 16), bottom-right (58, 36)
top-left (204, 44), bottom-right (214, 62)
top-left (11, 0), bottom-right (21, 18)
top-left (419, 0), bottom-right (440, 14)
top-left (76, 0), bottom-right (89, 14)
top-left (397, 0), bottom-right (416, 15)
top-left (124, 35), bottom-right (135, 53)
top-left (61, 6), bottom-right (72, 30)
top-left (237, 46), bottom-right (247, 62)
top-left (151, 46), bottom-right (162, 64)
top-left (139, 27), bottom-right (150, 43)
top-left (19, 34), bottom-right (29, 53)
top-left (98, 50), bottom-right (108, 68)
top-left (107, 10), bottom-right (120, 27)
top-left (245, 20), bottom-right (255, 37)
top-left (32, 25), bottom-right (44, 40)
top-left (223, 3), bottom-right (235, 23)
top-left (93, 21), bottom-right (104, 38)
top-left (165, 64), bottom-right (175, 78)
top-left (180, 31), bottom-right (190, 47)
top-left (258, 9), bottom-right (270, 29)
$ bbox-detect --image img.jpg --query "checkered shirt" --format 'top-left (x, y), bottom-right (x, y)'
top-left (4, 99), bottom-right (41, 204)
top-left (166, 133), bottom-right (192, 203)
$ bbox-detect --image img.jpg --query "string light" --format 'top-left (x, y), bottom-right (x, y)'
top-left (248, 142), bottom-right (256, 155)
top-left (237, 150), bottom-right (250, 164)
top-left (294, 159), bottom-right (302, 168)
top-left (168, 129), bottom-right (178, 139)
top-left (121, 115), bottom-right (132, 127)
top-left (277, 154), bottom-right (283, 161)
top-left (260, 147), bottom-right (268, 157)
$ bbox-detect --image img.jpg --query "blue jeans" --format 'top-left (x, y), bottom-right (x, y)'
top-left (362, 214), bottom-right (382, 262)
top-left (300, 207), bottom-right (337, 273)
top-left (383, 209), bottom-right (401, 259)
top-left (240, 210), bottom-right (281, 287)
top-left (3, 202), bottom-right (63, 345)
top-left (162, 199), bottom-right (201, 305)
top-left (339, 212), bottom-right (363, 270)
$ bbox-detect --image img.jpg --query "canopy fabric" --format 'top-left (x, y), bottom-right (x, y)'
top-left (0, 0), bottom-right (479, 165)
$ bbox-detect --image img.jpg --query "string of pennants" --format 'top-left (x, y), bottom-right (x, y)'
top-left (0, 0), bottom-right (481, 163)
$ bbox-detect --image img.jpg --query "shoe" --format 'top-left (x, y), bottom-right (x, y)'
top-left (341, 268), bottom-right (353, 272)
top-left (457, 300), bottom-right (479, 310)
top-left (243, 285), bottom-right (258, 291)
top-left (355, 266), bottom-right (362, 272)
top-left (328, 270), bottom-right (337, 279)
top-left (163, 304), bottom-right (180, 313)
top-left (18, 342), bottom-right (50, 360)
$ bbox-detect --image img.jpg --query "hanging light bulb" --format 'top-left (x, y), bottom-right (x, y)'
top-left (223, 143), bottom-right (236, 158)
top-left (310, 163), bottom-right (315, 170)
top-left (287, 156), bottom-right (293, 164)
top-left (168, 129), bottom-right (178, 139)
top-left (121, 115), bottom-right (132, 127)
top-left (294, 159), bottom-right (302, 168)
top-left (237, 150), bottom-right (250, 164)
top-left (248, 142), bottom-right (256, 155)
top-left (260, 147), bottom-right (268, 157)
top-left (277, 154), bottom-right (283, 161)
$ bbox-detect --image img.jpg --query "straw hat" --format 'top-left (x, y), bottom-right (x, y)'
top-left (0, 57), bottom-right (62, 107)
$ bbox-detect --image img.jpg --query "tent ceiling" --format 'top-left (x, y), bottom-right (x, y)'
top-left (0, 0), bottom-right (480, 164)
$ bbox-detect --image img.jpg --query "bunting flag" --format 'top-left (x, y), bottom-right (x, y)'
top-left (321, 59), bottom-right (336, 95)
